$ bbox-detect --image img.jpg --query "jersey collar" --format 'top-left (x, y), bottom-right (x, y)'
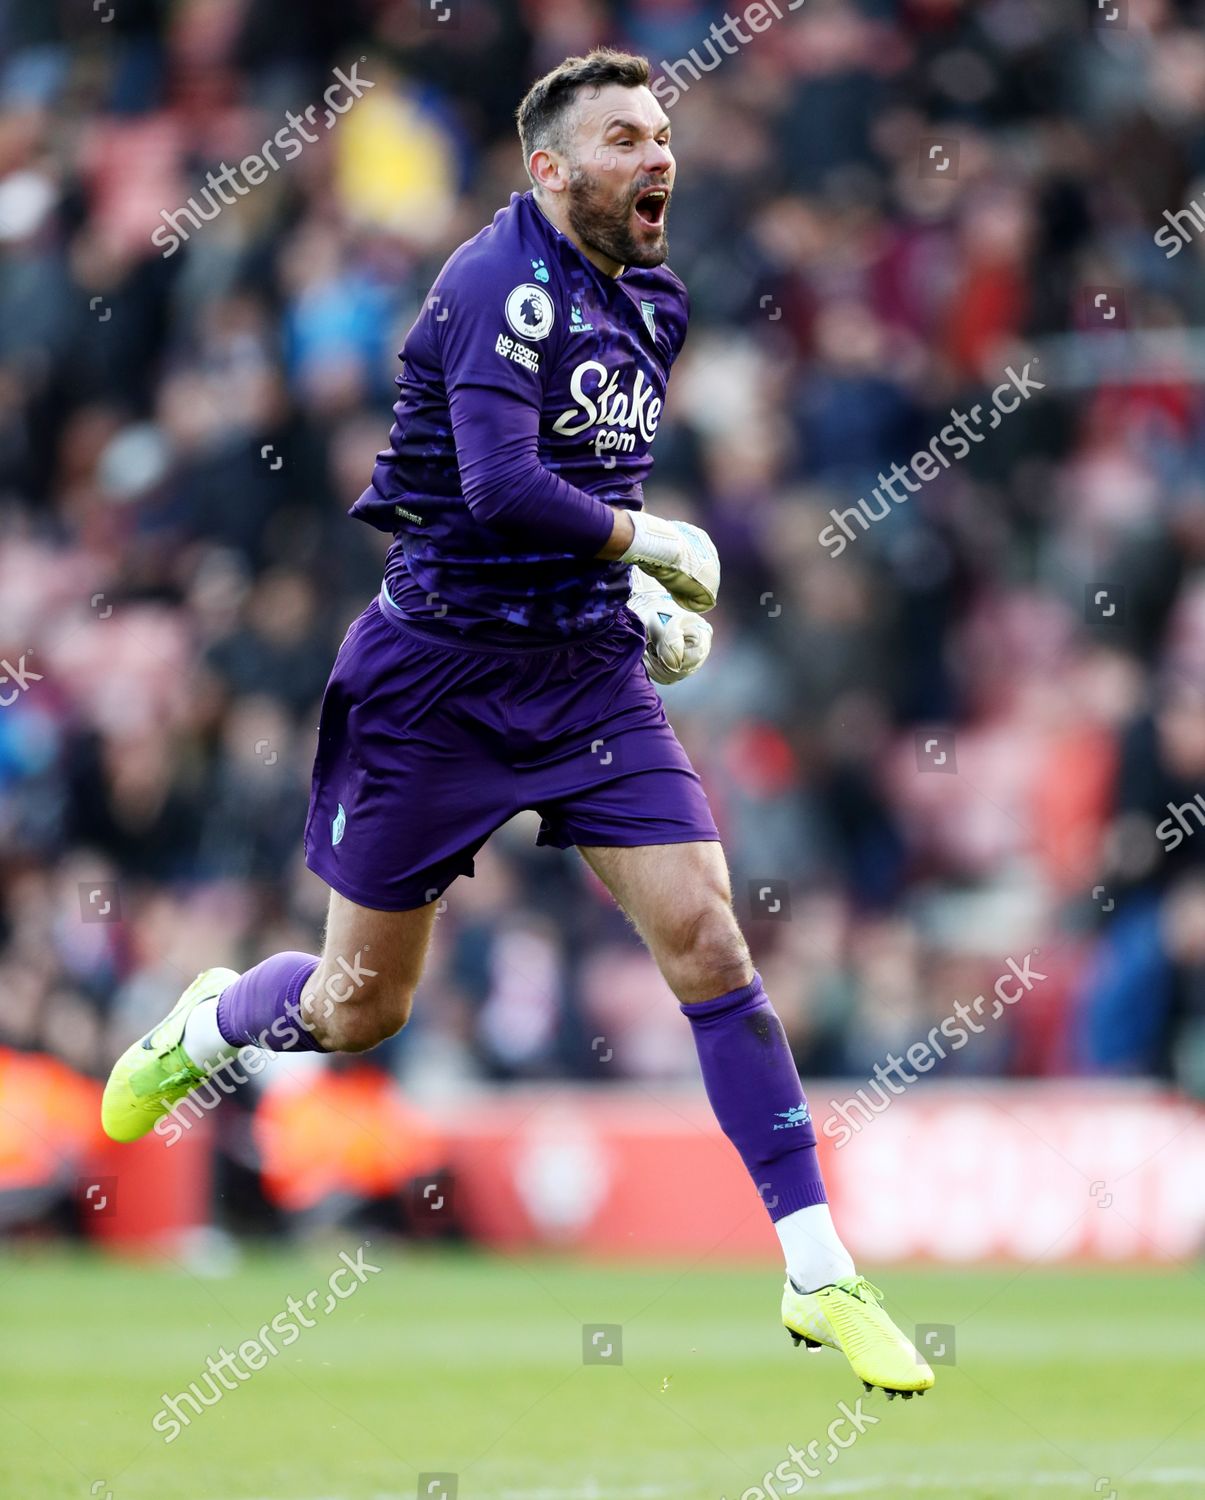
top-left (522, 192), bottom-right (661, 351)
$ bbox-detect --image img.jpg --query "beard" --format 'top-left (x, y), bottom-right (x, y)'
top-left (565, 162), bottom-right (669, 270)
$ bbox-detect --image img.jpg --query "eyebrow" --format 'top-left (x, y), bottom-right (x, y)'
top-left (602, 115), bottom-right (672, 136)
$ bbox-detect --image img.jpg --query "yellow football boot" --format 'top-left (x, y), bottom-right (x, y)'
top-left (782, 1274), bottom-right (935, 1399)
top-left (101, 967), bottom-right (239, 1142)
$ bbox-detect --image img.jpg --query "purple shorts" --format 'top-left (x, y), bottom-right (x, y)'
top-left (303, 598), bottom-right (719, 910)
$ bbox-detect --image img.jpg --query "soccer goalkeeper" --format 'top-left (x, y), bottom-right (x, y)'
top-left (103, 47), bottom-right (932, 1399)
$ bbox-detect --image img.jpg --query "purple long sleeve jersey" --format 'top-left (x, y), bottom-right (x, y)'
top-left (350, 191), bottom-right (690, 643)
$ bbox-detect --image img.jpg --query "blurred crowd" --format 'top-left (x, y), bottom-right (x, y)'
top-left (2, 0), bottom-right (1204, 1103)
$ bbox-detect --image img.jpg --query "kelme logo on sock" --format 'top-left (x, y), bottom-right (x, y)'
top-left (331, 803), bottom-right (346, 846)
top-left (773, 1105), bottom-right (811, 1130)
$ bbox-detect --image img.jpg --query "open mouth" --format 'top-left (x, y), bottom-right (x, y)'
top-left (633, 187), bottom-right (669, 230)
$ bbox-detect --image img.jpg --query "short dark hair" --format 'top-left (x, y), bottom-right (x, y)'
top-left (516, 48), bottom-right (651, 183)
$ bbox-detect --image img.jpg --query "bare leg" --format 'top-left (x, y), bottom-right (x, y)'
top-left (576, 840), bottom-right (752, 1003)
top-left (299, 888), bottom-right (440, 1051)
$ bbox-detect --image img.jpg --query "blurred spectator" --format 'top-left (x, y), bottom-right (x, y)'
top-left (1, 0), bottom-right (1203, 1129)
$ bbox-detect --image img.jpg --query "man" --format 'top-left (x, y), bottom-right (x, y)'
top-left (103, 48), bottom-right (932, 1399)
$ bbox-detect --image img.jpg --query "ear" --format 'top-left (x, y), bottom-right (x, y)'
top-left (530, 148), bottom-right (569, 196)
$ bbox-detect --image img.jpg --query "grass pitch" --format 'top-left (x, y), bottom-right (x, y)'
top-left (1, 1246), bottom-right (1203, 1499)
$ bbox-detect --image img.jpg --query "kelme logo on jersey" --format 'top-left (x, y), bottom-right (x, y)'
top-left (552, 359), bottom-right (664, 459)
top-left (505, 283), bottom-right (555, 342)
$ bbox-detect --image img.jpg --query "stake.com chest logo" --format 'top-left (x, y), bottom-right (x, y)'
top-left (552, 359), bottom-right (664, 460)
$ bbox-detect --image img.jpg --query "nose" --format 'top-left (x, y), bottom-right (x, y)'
top-left (643, 139), bottom-right (673, 177)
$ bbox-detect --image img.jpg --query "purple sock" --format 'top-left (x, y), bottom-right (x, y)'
top-left (681, 972), bottom-right (827, 1221)
top-left (216, 952), bottom-right (325, 1052)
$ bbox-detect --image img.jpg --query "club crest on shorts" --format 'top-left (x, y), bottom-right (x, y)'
top-left (505, 283), bottom-right (555, 341)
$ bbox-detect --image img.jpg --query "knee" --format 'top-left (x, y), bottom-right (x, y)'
top-left (661, 897), bottom-right (752, 1001)
top-left (303, 968), bottom-right (414, 1053)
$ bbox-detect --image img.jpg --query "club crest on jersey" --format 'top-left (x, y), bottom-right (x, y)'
top-left (505, 283), bottom-right (555, 342)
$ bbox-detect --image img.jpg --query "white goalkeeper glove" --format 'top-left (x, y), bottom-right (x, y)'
top-left (619, 510), bottom-right (720, 613)
top-left (626, 568), bottom-right (713, 685)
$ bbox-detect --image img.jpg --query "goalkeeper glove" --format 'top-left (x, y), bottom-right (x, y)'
top-left (626, 568), bottom-right (713, 685)
top-left (619, 511), bottom-right (720, 613)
